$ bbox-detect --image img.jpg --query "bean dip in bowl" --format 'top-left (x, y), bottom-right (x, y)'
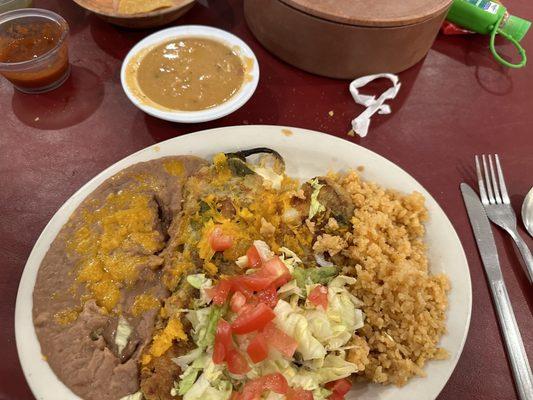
top-left (121, 25), bottom-right (259, 123)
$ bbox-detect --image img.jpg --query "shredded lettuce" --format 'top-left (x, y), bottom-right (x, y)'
top-left (294, 354), bottom-right (357, 388)
top-left (279, 247), bottom-right (302, 264)
top-left (172, 354), bottom-right (231, 399)
top-left (277, 280), bottom-right (303, 300)
top-left (306, 276), bottom-right (364, 349)
top-left (115, 316), bottom-right (132, 355)
top-left (173, 347), bottom-right (204, 370)
top-left (187, 274), bottom-right (213, 307)
top-left (175, 354), bottom-right (210, 395)
top-left (187, 306), bottom-right (224, 348)
top-left (329, 275), bottom-right (357, 288)
top-left (187, 274), bottom-right (209, 289)
top-left (314, 253), bottom-right (334, 268)
top-left (279, 247), bottom-right (303, 273)
top-left (176, 367), bottom-right (201, 395)
top-left (293, 266), bottom-right (338, 288)
top-left (182, 360), bottom-right (232, 400)
top-left (246, 353), bottom-right (354, 392)
top-left (235, 255), bottom-right (248, 268)
top-left (308, 178), bottom-right (325, 219)
top-left (273, 300), bottom-right (326, 361)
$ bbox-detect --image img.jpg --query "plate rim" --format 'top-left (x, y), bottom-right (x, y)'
top-left (15, 125), bottom-right (472, 400)
top-left (72, 0), bottom-right (196, 19)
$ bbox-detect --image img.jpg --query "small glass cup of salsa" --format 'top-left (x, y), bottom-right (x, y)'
top-left (0, 8), bottom-right (69, 93)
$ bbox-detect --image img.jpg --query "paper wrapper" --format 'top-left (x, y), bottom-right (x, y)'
top-left (349, 74), bottom-right (401, 138)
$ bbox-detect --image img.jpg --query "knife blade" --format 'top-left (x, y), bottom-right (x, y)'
top-left (461, 183), bottom-right (504, 282)
top-left (461, 182), bottom-right (533, 400)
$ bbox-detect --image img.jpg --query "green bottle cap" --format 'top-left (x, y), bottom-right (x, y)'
top-left (500, 15), bottom-right (531, 42)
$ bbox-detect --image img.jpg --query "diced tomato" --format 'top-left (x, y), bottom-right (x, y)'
top-left (213, 339), bottom-right (226, 364)
top-left (247, 333), bottom-right (269, 363)
top-left (230, 291), bottom-right (247, 312)
top-left (213, 319), bottom-right (233, 364)
top-left (232, 303), bottom-right (276, 334)
top-left (256, 284), bottom-right (278, 308)
top-left (208, 279), bottom-right (232, 305)
top-left (240, 377), bottom-right (264, 400)
top-left (262, 373), bottom-right (289, 394)
top-left (262, 322), bottom-right (298, 358)
top-left (261, 256), bottom-right (291, 287)
top-left (226, 349), bottom-right (250, 374)
top-left (236, 303), bottom-right (256, 316)
top-left (209, 226), bottom-right (233, 251)
top-left (287, 388), bottom-right (314, 400)
top-left (246, 245), bottom-right (262, 268)
top-left (230, 274), bottom-right (273, 292)
top-left (238, 373), bottom-right (289, 400)
top-left (324, 378), bottom-right (352, 400)
top-left (308, 285), bottom-right (328, 310)
top-left (228, 278), bottom-right (254, 299)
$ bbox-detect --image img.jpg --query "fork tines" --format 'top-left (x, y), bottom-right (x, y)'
top-left (475, 154), bottom-right (510, 206)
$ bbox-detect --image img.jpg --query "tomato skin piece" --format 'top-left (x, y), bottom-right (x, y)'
top-left (247, 333), bottom-right (269, 363)
top-left (308, 285), bottom-right (329, 310)
top-left (246, 245), bottom-right (262, 268)
top-left (325, 378), bottom-right (352, 396)
top-left (232, 303), bottom-right (276, 334)
top-left (209, 226), bottom-right (233, 251)
top-left (209, 279), bottom-right (232, 305)
top-left (287, 388), bottom-right (314, 400)
top-left (262, 256), bottom-right (291, 287)
top-left (256, 285), bottom-right (278, 308)
top-left (226, 349), bottom-right (250, 375)
top-left (213, 319), bottom-right (233, 364)
top-left (230, 291), bottom-right (247, 312)
top-left (262, 322), bottom-right (298, 358)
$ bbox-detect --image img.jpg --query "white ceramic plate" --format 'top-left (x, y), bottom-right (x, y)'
top-left (15, 125), bottom-right (471, 400)
top-left (120, 25), bottom-right (260, 123)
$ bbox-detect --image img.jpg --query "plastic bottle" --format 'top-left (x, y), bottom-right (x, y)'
top-left (446, 0), bottom-right (531, 68)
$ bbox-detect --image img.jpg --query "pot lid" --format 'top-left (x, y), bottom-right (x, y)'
top-left (279, 0), bottom-right (452, 27)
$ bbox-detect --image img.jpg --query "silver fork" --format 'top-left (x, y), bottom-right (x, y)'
top-left (476, 154), bottom-right (533, 284)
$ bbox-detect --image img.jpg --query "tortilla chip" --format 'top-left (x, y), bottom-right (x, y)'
top-left (118, 0), bottom-right (174, 14)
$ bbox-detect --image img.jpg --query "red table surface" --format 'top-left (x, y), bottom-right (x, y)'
top-left (1, 0), bottom-right (532, 399)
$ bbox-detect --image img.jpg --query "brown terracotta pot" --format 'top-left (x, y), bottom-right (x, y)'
top-left (244, 0), bottom-right (452, 79)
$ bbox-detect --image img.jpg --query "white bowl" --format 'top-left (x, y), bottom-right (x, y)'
top-left (120, 25), bottom-right (260, 123)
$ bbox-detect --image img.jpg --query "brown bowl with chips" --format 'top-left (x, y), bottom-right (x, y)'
top-left (73, 0), bottom-right (196, 29)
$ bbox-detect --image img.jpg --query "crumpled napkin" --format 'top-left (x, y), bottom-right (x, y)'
top-left (349, 73), bottom-right (401, 138)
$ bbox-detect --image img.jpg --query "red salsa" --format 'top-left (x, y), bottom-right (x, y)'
top-left (0, 16), bottom-right (69, 90)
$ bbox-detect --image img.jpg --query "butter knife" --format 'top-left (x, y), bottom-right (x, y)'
top-left (461, 183), bottom-right (533, 400)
